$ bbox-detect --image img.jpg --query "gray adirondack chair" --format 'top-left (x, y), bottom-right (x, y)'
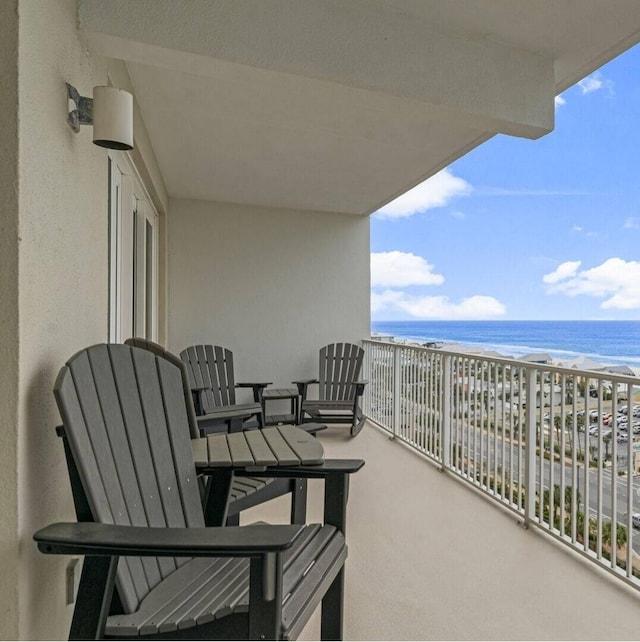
top-left (125, 337), bottom-right (307, 526)
top-left (296, 343), bottom-right (368, 437)
top-left (181, 344), bottom-right (267, 433)
top-left (33, 344), bottom-right (361, 640)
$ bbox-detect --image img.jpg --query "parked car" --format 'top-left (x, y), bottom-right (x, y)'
top-left (632, 514), bottom-right (640, 529)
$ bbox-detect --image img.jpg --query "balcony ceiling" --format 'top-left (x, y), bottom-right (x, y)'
top-left (79, 0), bottom-right (640, 215)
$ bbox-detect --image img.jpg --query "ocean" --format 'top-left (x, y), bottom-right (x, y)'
top-left (370, 320), bottom-right (640, 368)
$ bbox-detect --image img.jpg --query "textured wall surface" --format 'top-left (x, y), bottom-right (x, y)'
top-left (0, 1), bottom-right (20, 639)
top-left (16, 0), bottom-right (109, 638)
top-left (168, 199), bottom-right (370, 398)
top-left (0, 3), bottom-right (169, 638)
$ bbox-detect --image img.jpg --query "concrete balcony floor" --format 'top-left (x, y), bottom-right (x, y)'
top-left (242, 421), bottom-right (640, 640)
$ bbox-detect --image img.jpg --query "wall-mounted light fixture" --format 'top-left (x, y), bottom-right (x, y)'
top-left (67, 83), bottom-right (134, 150)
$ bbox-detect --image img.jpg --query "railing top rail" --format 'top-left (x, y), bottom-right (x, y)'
top-left (363, 338), bottom-right (640, 385)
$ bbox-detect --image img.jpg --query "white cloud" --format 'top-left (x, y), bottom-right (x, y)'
top-left (399, 295), bottom-right (506, 319)
top-left (372, 290), bottom-right (506, 320)
top-left (623, 217), bottom-right (640, 229)
top-left (555, 95), bottom-right (566, 107)
top-left (578, 74), bottom-right (603, 94)
top-left (480, 188), bottom-right (588, 197)
top-left (543, 260), bottom-right (581, 284)
top-left (577, 72), bottom-right (614, 96)
top-left (371, 251), bottom-right (444, 288)
top-left (371, 289), bottom-right (405, 313)
top-left (571, 224), bottom-right (601, 238)
top-left (544, 257), bottom-right (640, 310)
top-left (374, 169), bottom-right (472, 219)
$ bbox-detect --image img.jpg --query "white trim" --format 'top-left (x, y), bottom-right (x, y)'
top-left (108, 151), bottom-right (160, 342)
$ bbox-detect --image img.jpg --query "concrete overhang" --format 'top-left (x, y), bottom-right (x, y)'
top-left (79, 0), bottom-right (640, 215)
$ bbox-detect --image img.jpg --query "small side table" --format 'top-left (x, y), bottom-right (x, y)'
top-left (261, 388), bottom-right (300, 425)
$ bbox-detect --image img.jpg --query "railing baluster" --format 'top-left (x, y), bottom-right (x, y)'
top-left (573, 373), bottom-right (580, 542)
top-left (509, 365), bottom-right (515, 506)
top-left (409, 348), bottom-right (415, 445)
top-left (392, 345), bottom-right (401, 439)
top-left (596, 378), bottom-right (603, 560)
top-left (559, 373), bottom-right (566, 538)
top-left (500, 363), bottom-right (506, 500)
top-left (547, 369), bottom-right (555, 531)
top-left (583, 376), bottom-right (591, 552)
top-left (442, 354), bottom-right (452, 468)
top-left (517, 370), bottom-right (524, 512)
top-left (626, 382), bottom-right (633, 578)
top-left (611, 386), bottom-right (618, 569)
top-left (473, 359), bottom-right (479, 485)
top-left (489, 363), bottom-right (494, 491)
top-left (524, 367), bottom-right (537, 528)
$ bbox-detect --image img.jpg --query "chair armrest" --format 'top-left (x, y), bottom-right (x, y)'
top-left (354, 380), bottom-right (368, 396)
top-left (236, 381), bottom-right (272, 403)
top-left (34, 522), bottom-right (304, 557)
top-left (190, 385), bottom-right (209, 416)
top-left (196, 406), bottom-right (259, 433)
top-left (293, 379), bottom-right (319, 400)
top-left (237, 459), bottom-right (365, 479)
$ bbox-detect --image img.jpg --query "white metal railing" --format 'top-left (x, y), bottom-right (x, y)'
top-left (362, 338), bottom-right (640, 590)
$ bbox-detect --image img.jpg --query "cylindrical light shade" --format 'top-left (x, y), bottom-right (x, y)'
top-left (92, 86), bottom-right (133, 150)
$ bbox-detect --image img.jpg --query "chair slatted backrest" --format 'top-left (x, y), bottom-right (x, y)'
top-left (180, 345), bottom-right (237, 413)
top-left (54, 344), bottom-right (205, 613)
top-left (318, 343), bottom-right (364, 401)
top-left (125, 337), bottom-right (200, 439)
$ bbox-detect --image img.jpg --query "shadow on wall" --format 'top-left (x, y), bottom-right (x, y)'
top-left (24, 358), bottom-right (75, 638)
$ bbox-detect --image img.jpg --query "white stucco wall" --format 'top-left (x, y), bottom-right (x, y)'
top-left (168, 199), bottom-right (370, 399)
top-left (8, 2), bottom-right (168, 637)
top-left (16, 0), bottom-right (110, 638)
top-left (0, 1), bottom-right (20, 639)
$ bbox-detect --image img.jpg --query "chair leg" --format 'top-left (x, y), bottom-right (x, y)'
top-left (320, 568), bottom-right (344, 640)
top-left (69, 556), bottom-right (118, 640)
top-left (290, 478), bottom-right (307, 524)
top-left (203, 469), bottom-right (234, 526)
top-left (350, 415), bottom-right (365, 437)
top-left (248, 556), bottom-right (282, 640)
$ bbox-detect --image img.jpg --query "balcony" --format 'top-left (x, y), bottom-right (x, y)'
top-left (244, 340), bottom-right (640, 639)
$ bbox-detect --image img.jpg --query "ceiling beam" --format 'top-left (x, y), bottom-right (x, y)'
top-left (79, 0), bottom-right (555, 140)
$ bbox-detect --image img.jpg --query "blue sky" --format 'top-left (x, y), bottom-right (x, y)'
top-left (371, 44), bottom-right (640, 322)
